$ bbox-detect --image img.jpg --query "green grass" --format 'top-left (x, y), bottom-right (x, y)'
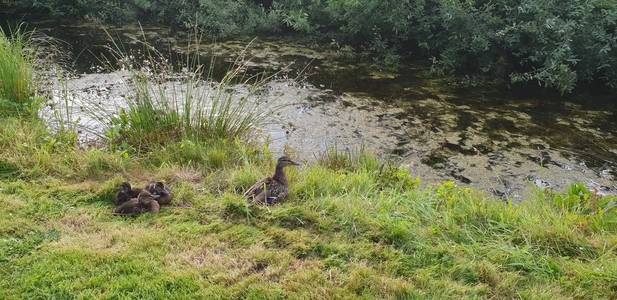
top-left (1, 118), bottom-right (616, 299)
top-left (0, 26), bottom-right (37, 116)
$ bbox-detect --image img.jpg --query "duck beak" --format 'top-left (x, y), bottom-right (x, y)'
top-left (290, 160), bottom-right (301, 166)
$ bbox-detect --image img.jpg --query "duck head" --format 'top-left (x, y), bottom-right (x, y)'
top-left (120, 182), bottom-right (132, 192)
top-left (277, 156), bottom-right (301, 168)
top-left (149, 181), bottom-right (166, 193)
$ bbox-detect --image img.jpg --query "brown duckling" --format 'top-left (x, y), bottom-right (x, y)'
top-left (113, 190), bottom-right (160, 216)
top-left (145, 181), bottom-right (173, 205)
top-left (115, 182), bottom-right (142, 206)
top-left (244, 156), bottom-right (300, 205)
top-left (139, 191), bottom-right (160, 213)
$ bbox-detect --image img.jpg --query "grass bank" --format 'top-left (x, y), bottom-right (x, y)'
top-left (1, 117), bottom-right (617, 299)
top-left (1, 28), bottom-right (617, 299)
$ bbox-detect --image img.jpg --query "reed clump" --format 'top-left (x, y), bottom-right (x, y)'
top-left (90, 31), bottom-right (274, 153)
top-left (0, 26), bottom-right (37, 116)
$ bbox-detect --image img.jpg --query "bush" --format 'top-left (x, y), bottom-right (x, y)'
top-left (17, 0), bottom-right (135, 21)
top-left (10, 0), bottom-right (617, 92)
top-left (421, 0), bottom-right (617, 93)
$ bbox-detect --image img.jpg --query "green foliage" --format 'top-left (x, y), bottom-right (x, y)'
top-left (129, 0), bottom-right (280, 38)
top-left (11, 1), bottom-right (617, 92)
top-left (420, 0), bottom-right (617, 93)
top-left (315, 147), bottom-right (419, 192)
top-left (92, 176), bottom-right (125, 203)
top-left (18, 0), bottom-right (135, 21)
top-left (207, 0), bottom-right (617, 92)
top-left (148, 139), bottom-right (262, 171)
top-left (0, 159), bottom-right (19, 180)
top-left (229, 165), bottom-right (263, 193)
top-left (0, 118), bottom-right (125, 180)
top-left (554, 183), bottom-right (595, 212)
top-left (222, 193), bottom-right (254, 221)
top-left (316, 146), bottom-right (379, 172)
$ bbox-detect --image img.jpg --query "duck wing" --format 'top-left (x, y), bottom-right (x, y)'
top-left (152, 188), bottom-right (173, 205)
top-left (113, 199), bottom-right (141, 216)
top-left (115, 191), bottom-right (131, 206)
top-left (129, 188), bottom-right (142, 198)
top-left (244, 177), bottom-right (273, 203)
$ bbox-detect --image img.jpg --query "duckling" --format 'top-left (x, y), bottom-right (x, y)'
top-left (139, 190), bottom-right (160, 213)
top-left (113, 190), bottom-right (159, 216)
top-left (145, 181), bottom-right (173, 205)
top-left (244, 156), bottom-right (300, 205)
top-left (115, 182), bottom-right (142, 206)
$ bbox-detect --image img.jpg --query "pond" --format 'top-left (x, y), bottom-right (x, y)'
top-left (3, 14), bottom-right (617, 201)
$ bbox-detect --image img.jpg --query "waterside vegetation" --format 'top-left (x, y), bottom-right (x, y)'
top-left (1, 26), bottom-right (617, 299)
top-left (8, 0), bottom-right (617, 93)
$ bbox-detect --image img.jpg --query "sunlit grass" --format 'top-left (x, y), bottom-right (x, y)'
top-left (1, 118), bottom-right (616, 299)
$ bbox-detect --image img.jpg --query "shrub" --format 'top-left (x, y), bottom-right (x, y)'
top-left (10, 1), bottom-right (617, 92)
top-left (16, 0), bottom-right (135, 21)
top-left (421, 0), bottom-right (617, 93)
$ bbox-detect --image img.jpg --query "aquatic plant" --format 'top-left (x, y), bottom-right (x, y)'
top-left (314, 146), bottom-right (420, 192)
top-left (316, 145), bottom-right (379, 172)
top-left (0, 26), bottom-right (37, 116)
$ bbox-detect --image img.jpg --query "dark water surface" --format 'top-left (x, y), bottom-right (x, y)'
top-left (3, 14), bottom-right (617, 200)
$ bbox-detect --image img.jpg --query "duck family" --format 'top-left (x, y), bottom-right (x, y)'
top-left (112, 156), bottom-right (300, 215)
top-left (113, 181), bottom-right (173, 216)
top-left (114, 190), bottom-right (160, 216)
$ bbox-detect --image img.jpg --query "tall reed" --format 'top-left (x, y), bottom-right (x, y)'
top-left (81, 28), bottom-right (277, 152)
top-left (0, 26), bottom-right (37, 116)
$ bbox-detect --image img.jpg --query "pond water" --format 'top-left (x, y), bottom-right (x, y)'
top-left (3, 15), bottom-right (617, 200)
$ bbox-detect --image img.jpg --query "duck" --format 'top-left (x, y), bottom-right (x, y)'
top-left (113, 190), bottom-right (160, 216)
top-left (145, 181), bottom-right (173, 205)
top-left (244, 156), bottom-right (300, 205)
top-left (115, 182), bottom-right (142, 206)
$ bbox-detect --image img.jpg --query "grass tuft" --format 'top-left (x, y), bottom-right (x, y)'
top-left (76, 30), bottom-right (278, 153)
top-left (0, 25), bottom-right (37, 116)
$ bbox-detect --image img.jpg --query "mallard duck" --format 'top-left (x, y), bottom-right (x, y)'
top-left (145, 181), bottom-right (173, 205)
top-left (244, 156), bottom-right (300, 205)
top-left (113, 190), bottom-right (160, 216)
top-left (115, 182), bottom-right (142, 206)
